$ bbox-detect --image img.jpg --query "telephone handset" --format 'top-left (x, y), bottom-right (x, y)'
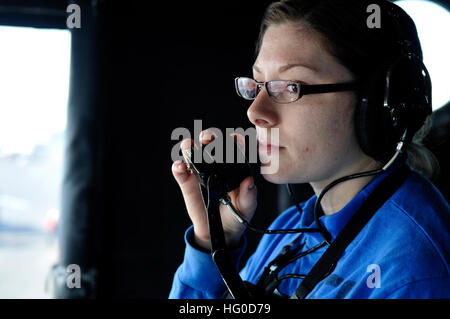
top-left (182, 139), bottom-right (253, 197)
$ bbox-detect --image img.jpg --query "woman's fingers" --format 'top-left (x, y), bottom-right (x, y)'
top-left (171, 139), bottom-right (209, 235)
top-left (237, 175), bottom-right (257, 216)
top-left (225, 175), bottom-right (257, 221)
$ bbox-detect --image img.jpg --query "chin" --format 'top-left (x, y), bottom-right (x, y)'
top-left (259, 162), bottom-right (311, 185)
top-left (260, 165), bottom-right (291, 184)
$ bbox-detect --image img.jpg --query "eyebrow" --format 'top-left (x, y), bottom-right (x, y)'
top-left (253, 63), bottom-right (317, 74)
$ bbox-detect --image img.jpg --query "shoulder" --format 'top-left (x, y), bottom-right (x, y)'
top-left (359, 172), bottom-right (450, 295)
top-left (386, 171), bottom-right (450, 266)
top-left (391, 170), bottom-right (449, 216)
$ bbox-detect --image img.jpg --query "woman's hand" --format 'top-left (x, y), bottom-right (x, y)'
top-left (171, 129), bottom-right (258, 250)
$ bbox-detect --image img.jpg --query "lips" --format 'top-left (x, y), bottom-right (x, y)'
top-left (258, 141), bottom-right (283, 155)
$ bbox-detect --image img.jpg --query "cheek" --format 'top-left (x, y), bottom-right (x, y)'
top-left (316, 93), bottom-right (356, 145)
top-left (285, 93), bottom-right (356, 160)
top-left (330, 94), bottom-right (357, 144)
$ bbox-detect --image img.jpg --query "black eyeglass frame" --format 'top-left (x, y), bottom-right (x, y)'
top-left (235, 77), bottom-right (359, 104)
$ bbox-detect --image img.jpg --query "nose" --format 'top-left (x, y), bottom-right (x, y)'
top-left (246, 88), bottom-right (279, 128)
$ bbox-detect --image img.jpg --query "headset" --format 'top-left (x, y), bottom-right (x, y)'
top-left (182, 0), bottom-right (433, 299)
top-left (355, 0), bottom-right (432, 163)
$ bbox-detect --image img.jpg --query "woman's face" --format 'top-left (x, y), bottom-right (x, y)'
top-left (248, 22), bottom-right (368, 185)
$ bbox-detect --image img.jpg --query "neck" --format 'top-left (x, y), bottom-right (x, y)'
top-left (310, 156), bottom-right (382, 216)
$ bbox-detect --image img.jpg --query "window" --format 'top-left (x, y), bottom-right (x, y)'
top-left (0, 26), bottom-right (71, 298)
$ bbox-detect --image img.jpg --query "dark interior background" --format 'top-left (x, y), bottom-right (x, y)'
top-left (0, 0), bottom-right (448, 298)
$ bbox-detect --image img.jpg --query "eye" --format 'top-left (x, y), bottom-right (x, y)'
top-left (287, 83), bottom-right (299, 94)
top-left (256, 83), bottom-right (264, 93)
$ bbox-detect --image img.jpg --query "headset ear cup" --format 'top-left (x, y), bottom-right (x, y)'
top-left (355, 69), bottom-right (396, 162)
top-left (386, 55), bottom-right (432, 142)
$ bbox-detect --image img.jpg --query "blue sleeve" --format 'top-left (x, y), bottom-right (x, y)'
top-left (385, 277), bottom-right (450, 299)
top-left (168, 226), bottom-right (247, 299)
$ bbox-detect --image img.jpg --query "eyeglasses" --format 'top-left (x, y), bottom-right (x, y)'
top-left (235, 77), bottom-right (359, 104)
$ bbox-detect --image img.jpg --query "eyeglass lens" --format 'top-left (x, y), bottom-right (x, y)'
top-left (237, 77), bottom-right (299, 103)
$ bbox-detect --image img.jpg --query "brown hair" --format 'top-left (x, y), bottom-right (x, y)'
top-left (256, 0), bottom-right (439, 180)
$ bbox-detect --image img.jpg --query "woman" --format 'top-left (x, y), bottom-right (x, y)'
top-left (169, 0), bottom-right (450, 299)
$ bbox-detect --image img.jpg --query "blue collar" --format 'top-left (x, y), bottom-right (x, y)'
top-left (298, 160), bottom-right (407, 242)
